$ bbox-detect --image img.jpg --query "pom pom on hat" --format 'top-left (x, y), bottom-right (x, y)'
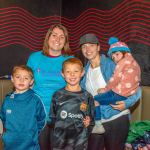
top-left (107, 37), bottom-right (131, 57)
top-left (108, 37), bottom-right (119, 45)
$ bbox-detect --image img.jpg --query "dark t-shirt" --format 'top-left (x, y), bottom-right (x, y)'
top-left (50, 88), bottom-right (95, 149)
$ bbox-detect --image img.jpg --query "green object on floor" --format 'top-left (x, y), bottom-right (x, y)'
top-left (127, 120), bottom-right (150, 143)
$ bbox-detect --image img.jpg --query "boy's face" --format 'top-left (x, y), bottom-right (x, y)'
top-left (11, 69), bottom-right (34, 93)
top-left (81, 43), bottom-right (100, 61)
top-left (111, 51), bottom-right (123, 63)
top-left (62, 64), bottom-right (84, 87)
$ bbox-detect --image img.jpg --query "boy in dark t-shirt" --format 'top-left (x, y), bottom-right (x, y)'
top-left (49, 58), bottom-right (95, 150)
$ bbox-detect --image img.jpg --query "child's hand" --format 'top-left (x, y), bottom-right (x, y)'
top-left (83, 116), bottom-right (91, 128)
top-left (97, 88), bottom-right (106, 93)
top-left (94, 101), bottom-right (100, 106)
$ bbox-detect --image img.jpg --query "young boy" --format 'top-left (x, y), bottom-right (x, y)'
top-left (0, 65), bottom-right (46, 150)
top-left (50, 58), bottom-right (95, 150)
top-left (92, 37), bottom-right (141, 134)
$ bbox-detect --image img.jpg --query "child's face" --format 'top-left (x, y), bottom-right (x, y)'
top-left (62, 64), bottom-right (84, 87)
top-left (111, 51), bottom-right (123, 63)
top-left (11, 69), bottom-right (34, 93)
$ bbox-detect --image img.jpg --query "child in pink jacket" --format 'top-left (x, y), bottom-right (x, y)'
top-left (93, 37), bottom-right (141, 134)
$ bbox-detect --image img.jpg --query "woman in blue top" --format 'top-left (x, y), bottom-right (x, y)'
top-left (79, 33), bottom-right (141, 150)
top-left (27, 24), bottom-right (73, 150)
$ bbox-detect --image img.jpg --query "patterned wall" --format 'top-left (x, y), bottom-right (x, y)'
top-left (0, 0), bottom-right (150, 85)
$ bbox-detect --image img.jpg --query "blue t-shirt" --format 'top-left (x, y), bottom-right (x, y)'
top-left (27, 51), bottom-right (73, 121)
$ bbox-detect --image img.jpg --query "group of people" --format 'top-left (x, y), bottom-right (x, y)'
top-left (0, 24), bottom-right (141, 150)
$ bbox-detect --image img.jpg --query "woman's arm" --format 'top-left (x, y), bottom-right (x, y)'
top-left (111, 87), bottom-right (142, 111)
top-left (36, 97), bottom-right (46, 132)
top-left (124, 87), bottom-right (141, 109)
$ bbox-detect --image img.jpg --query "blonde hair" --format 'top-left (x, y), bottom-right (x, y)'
top-left (12, 65), bottom-right (33, 79)
top-left (43, 24), bottom-right (72, 56)
top-left (62, 58), bottom-right (84, 72)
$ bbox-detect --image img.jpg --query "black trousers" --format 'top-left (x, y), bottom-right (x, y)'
top-left (87, 114), bottom-right (130, 150)
top-left (53, 142), bottom-right (88, 150)
top-left (39, 124), bottom-right (53, 150)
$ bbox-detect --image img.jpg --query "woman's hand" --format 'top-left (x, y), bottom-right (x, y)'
top-left (110, 101), bottom-right (125, 111)
top-left (83, 116), bottom-right (91, 128)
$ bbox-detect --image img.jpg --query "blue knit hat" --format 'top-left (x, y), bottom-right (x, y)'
top-left (107, 37), bottom-right (131, 57)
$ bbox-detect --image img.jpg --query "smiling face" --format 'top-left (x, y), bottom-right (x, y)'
top-left (111, 51), bottom-right (124, 63)
top-left (11, 69), bottom-right (34, 93)
top-left (81, 43), bottom-right (100, 61)
top-left (62, 63), bottom-right (84, 88)
top-left (48, 27), bottom-right (66, 56)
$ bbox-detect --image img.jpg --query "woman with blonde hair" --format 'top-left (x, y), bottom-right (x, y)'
top-left (27, 24), bottom-right (73, 150)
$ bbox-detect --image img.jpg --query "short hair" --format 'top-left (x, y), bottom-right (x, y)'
top-left (12, 65), bottom-right (34, 79)
top-left (43, 24), bottom-right (72, 56)
top-left (62, 58), bottom-right (84, 72)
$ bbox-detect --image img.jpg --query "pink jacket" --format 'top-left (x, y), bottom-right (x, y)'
top-left (104, 53), bottom-right (141, 97)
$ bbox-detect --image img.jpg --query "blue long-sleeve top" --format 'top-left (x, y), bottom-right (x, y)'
top-left (0, 89), bottom-right (46, 150)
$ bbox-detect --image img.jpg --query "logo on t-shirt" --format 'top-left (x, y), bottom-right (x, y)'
top-left (80, 101), bottom-right (88, 112)
top-left (60, 110), bottom-right (67, 119)
top-left (60, 110), bottom-right (83, 119)
top-left (6, 109), bottom-right (12, 114)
